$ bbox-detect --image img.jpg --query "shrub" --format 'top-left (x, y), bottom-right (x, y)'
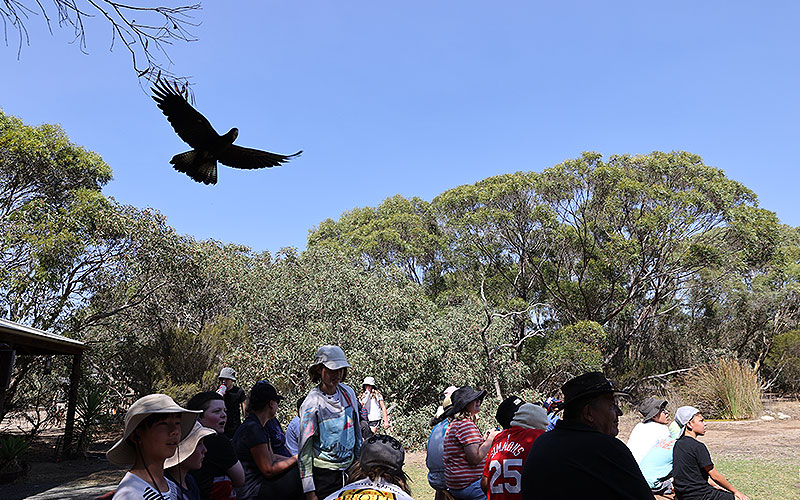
top-left (678, 359), bottom-right (762, 419)
top-left (0, 435), bottom-right (29, 472)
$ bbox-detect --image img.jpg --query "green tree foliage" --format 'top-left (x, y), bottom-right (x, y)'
top-left (765, 329), bottom-right (800, 392)
top-left (308, 195), bottom-right (444, 286)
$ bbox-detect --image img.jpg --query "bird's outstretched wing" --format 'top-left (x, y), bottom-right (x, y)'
top-left (217, 146), bottom-right (302, 170)
top-left (152, 79), bottom-right (220, 150)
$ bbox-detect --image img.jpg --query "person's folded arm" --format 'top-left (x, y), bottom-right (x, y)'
top-left (251, 443), bottom-right (297, 477)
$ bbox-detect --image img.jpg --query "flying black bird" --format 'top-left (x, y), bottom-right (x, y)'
top-left (152, 79), bottom-right (301, 185)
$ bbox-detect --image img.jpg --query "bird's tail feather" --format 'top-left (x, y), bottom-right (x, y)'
top-left (171, 151), bottom-right (218, 185)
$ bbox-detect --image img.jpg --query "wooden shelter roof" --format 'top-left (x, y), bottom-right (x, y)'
top-left (0, 318), bottom-right (86, 355)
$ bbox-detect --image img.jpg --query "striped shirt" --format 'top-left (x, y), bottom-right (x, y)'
top-left (443, 418), bottom-right (484, 489)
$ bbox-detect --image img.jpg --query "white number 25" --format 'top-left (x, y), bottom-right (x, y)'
top-left (488, 458), bottom-right (522, 494)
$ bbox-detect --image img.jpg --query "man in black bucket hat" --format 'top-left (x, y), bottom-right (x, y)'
top-left (520, 372), bottom-right (652, 499)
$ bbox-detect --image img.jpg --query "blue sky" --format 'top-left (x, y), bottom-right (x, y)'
top-left (2, 1), bottom-right (799, 254)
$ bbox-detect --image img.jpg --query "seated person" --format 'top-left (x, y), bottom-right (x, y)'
top-left (442, 386), bottom-right (499, 500)
top-left (165, 422), bottom-right (217, 500)
top-left (542, 397), bottom-right (562, 432)
top-left (232, 381), bottom-right (301, 499)
top-left (186, 391), bottom-right (245, 500)
top-left (322, 434), bottom-right (414, 500)
top-left (627, 396), bottom-right (671, 463)
top-left (426, 389), bottom-right (455, 499)
top-left (673, 406), bottom-right (750, 500)
top-left (638, 435), bottom-right (676, 495)
top-left (284, 398), bottom-right (303, 456)
top-left (481, 403), bottom-right (547, 500)
top-left (106, 394), bottom-right (200, 499)
top-left (520, 372), bottom-right (653, 499)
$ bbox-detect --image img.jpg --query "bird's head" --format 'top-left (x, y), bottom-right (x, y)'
top-left (225, 128), bottom-right (239, 142)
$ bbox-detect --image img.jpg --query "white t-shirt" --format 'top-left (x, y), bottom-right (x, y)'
top-left (113, 472), bottom-right (179, 500)
top-left (626, 421), bottom-right (670, 464)
top-left (323, 477), bottom-right (414, 500)
top-left (361, 390), bottom-right (384, 422)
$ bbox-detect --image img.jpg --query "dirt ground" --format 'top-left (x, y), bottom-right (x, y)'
top-left (2, 399), bottom-right (798, 500)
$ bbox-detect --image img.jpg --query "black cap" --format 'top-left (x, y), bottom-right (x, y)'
top-left (496, 396), bottom-right (525, 429)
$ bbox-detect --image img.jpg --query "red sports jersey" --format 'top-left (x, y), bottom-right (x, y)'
top-left (482, 426), bottom-right (544, 500)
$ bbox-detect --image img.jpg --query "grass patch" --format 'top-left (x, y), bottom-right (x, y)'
top-left (406, 462), bottom-right (436, 500)
top-left (403, 456), bottom-right (799, 500)
top-left (715, 457), bottom-right (799, 500)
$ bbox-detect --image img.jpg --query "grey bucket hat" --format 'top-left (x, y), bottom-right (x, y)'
top-left (638, 397), bottom-right (668, 423)
top-left (310, 345), bottom-right (351, 370)
top-left (106, 394), bottom-right (200, 466)
top-left (218, 367), bottom-right (237, 381)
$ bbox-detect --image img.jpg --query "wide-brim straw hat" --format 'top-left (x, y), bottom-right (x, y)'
top-left (164, 421), bottom-right (216, 469)
top-left (106, 394), bottom-right (201, 466)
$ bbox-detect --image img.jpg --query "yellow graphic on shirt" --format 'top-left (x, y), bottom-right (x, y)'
top-left (334, 487), bottom-right (397, 500)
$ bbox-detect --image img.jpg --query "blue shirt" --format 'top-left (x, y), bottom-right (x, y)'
top-left (426, 418), bottom-right (450, 473)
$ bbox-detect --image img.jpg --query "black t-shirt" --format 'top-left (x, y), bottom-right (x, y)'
top-left (232, 413), bottom-right (269, 472)
top-left (673, 435), bottom-right (714, 499)
top-left (223, 386), bottom-right (246, 437)
top-left (521, 419), bottom-right (653, 500)
top-left (188, 433), bottom-right (238, 500)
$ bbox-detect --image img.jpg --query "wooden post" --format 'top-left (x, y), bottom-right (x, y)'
top-left (0, 343), bottom-right (15, 419)
top-left (61, 351), bottom-right (82, 458)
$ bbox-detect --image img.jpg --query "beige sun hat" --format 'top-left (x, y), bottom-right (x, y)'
top-left (164, 421), bottom-right (216, 469)
top-left (106, 394), bottom-right (201, 467)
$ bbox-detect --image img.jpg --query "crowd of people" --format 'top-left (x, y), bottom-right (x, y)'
top-left (105, 345), bottom-right (750, 500)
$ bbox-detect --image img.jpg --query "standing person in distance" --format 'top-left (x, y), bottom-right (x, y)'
top-left (360, 377), bottom-right (391, 434)
top-left (481, 402), bottom-right (548, 500)
top-left (106, 394), bottom-right (200, 499)
top-left (299, 345), bottom-right (363, 500)
top-left (520, 372), bottom-right (653, 500)
top-left (442, 386), bottom-right (499, 500)
top-left (672, 406), bottom-right (750, 500)
top-left (217, 367), bottom-right (247, 438)
top-left (285, 398), bottom-right (304, 456)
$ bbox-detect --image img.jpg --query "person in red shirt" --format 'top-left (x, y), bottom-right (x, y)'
top-left (481, 403), bottom-right (548, 500)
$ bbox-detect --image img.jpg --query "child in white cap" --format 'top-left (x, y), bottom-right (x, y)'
top-left (672, 406), bottom-right (750, 500)
top-left (164, 422), bottom-right (216, 500)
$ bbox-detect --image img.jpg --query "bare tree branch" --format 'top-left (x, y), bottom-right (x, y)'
top-left (1, 0), bottom-right (201, 80)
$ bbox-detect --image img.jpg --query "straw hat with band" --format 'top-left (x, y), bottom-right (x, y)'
top-left (561, 372), bottom-right (629, 408)
top-left (164, 421), bottom-right (216, 469)
top-left (445, 386), bottom-right (486, 417)
top-left (107, 394), bottom-right (201, 467)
